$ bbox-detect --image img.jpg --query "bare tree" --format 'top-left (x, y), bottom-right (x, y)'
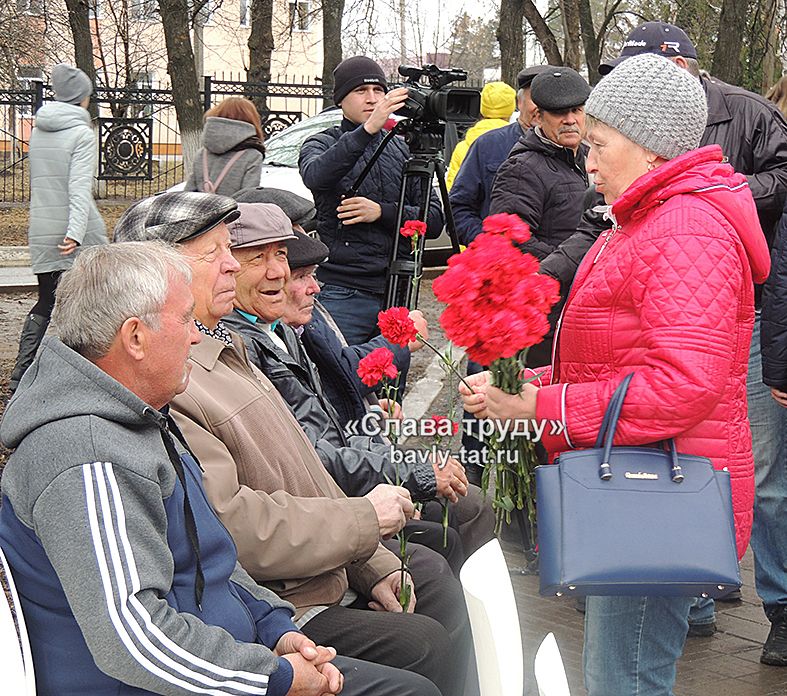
top-left (711, 0), bottom-right (747, 84)
top-left (321, 0), bottom-right (345, 107)
top-left (159, 0), bottom-right (203, 168)
top-left (63, 0), bottom-right (98, 116)
top-left (497, 0), bottom-right (525, 85)
top-left (559, 0), bottom-right (582, 69)
top-left (522, 0), bottom-right (563, 66)
top-left (248, 0), bottom-right (274, 116)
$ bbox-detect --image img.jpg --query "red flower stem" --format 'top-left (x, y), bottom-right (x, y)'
top-left (416, 334), bottom-right (476, 394)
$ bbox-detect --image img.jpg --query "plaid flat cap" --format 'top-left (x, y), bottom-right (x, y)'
top-left (113, 191), bottom-right (240, 244)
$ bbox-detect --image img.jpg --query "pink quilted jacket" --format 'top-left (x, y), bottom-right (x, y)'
top-left (535, 145), bottom-right (771, 558)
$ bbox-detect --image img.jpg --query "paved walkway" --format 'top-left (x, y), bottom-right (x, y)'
top-left (504, 542), bottom-right (787, 695)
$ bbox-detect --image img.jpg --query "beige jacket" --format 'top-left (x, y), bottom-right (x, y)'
top-left (170, 332), bottom-right (400, 618)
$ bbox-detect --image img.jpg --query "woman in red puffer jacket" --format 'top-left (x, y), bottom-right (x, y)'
top-left (462, 54), bottom-right (770, 696)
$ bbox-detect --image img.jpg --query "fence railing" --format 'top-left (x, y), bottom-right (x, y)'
top-left (0, 76), bottom-right (329, 203)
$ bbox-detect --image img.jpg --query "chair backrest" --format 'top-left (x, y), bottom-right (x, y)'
top-left (0, 545), bottom-right (36, 695)
top-left (460, 538), bottom-right (524, 696)
top-left (534, 632), bottom-right (570, 696)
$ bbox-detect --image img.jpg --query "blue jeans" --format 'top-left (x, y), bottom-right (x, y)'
top-left (747, 315), bottom-right (787, 611)
top-left (584, 595), bottom-right (693, 696)
top-left (688, 596), bottom-right (715, 626)
top-left (318, 284), bottom-right (384, 346)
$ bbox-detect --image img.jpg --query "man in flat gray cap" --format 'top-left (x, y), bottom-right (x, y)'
top-left (488, 66), bottom-right (591, 367)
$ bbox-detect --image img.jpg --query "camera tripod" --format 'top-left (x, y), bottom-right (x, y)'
top-left (344, 119), bottom-right (462, 310)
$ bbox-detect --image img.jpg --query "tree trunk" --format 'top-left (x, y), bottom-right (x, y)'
top-left (320, 0), bottom-right (345, 108)
top-left (497, 0), bottom-right (525, 86)
top-left (576, 0), bottom-right (600, 83)
top-left (159, 0), bottom-right (204, 172)
top-left (711, 0), bottom-right (747, 84)
top-left (559, 0), bottom-right (582, 70)
top-left (248, 0), bottom-right (274, 119)
top-left (63, 0), bottom-right (98, 118)
top-left (522, 0), bottom-right (563, 67)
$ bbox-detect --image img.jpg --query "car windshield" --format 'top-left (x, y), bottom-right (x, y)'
top-left (264, 110), bottom-right (342, 167)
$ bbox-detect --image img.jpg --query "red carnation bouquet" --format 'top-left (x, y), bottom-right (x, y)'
top-left (432, 213), bottom-right (561, 540)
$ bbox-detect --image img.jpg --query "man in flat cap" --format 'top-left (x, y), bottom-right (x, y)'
top-left (489, 66), bottom-right (590, 368)
top-left (449, 65), bottom-right (553, 246)
top-left (114, 192), bottom-right (476, 696)
top-left (298, 56), bottom-right (444, 346)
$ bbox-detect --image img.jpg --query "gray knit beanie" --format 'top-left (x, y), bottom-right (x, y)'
top-left (585, 54), bottom-right (707, 160)
top-left (52, 64), bottom-right (93, 105)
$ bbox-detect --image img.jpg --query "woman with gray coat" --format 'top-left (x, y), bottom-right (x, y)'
top-left (9, 64), bottom-right (107, 392)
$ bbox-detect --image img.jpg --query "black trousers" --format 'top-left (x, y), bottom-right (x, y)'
top-left (301, 540), bottom-right (478, 696)
top-left (32, 271), bottom-right (62, 318)
top-left (335, 655), bottom-right (440, 696)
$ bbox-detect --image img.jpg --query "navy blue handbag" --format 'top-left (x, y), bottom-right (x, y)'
top-left (536, 373), bottom-right (742, 598)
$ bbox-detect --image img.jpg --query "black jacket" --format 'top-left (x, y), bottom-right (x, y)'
top-left (761, 202), bottom-right (787, 388)
top-left (540, 76), bottom-right (787, 305)
top-left (299, 118), bottom-right (444, 294)
top-left (488, 127), bottom-right (589, 260)
top-left (223, 310), bottom-right (436, 501)
top-left (701, 76), bottom-right (787, 249)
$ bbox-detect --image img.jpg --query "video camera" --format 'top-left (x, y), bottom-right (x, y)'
top-left (397, 64), bottom-right (481, 125)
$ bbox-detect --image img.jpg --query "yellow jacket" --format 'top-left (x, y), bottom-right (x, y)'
top-left (446, 81), bottom-right (516, 189)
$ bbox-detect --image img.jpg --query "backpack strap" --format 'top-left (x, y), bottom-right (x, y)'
top-left (202, 150), bottom-right (244, 193)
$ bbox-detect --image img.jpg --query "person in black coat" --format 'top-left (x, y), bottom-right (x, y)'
top-left (488, 67), bottom-right (590, 368)
top-left (299, 57), bottom-right (443, 345)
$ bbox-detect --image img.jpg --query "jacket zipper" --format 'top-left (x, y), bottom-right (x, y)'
top-left (592, 219), bottom-right (620, 264)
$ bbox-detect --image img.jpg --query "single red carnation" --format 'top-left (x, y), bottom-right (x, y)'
top-left (428, 414), bottom-right (460, 436)
top-left (357, 347), bottom-right (399, 387)
top-left (378, 307), bottom-right (418, 347)
top-left (400, 219), bottom-right (427, 238)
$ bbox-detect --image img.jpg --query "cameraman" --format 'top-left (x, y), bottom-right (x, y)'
top-left (299, 56), bottom-right (444, 345)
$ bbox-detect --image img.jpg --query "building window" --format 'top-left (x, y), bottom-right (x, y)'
top-left (88, 0), bottom-right (101, 19)
top-left (289, 0), bottom-right (310, 31)
top-left (17, 0), bottom-right (44, 15)
top-left (130, 0), bottom-right (157, 20)
top-left (239, 0), bottom-right (250, 26)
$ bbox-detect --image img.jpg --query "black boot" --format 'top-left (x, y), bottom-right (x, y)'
top-left (9, 313), bottom-right (49, 392)
top-left (762, 606), bottom-right (787, 665)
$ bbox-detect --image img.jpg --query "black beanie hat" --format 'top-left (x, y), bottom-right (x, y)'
top-left (333, 56), bottom-right (388, 106)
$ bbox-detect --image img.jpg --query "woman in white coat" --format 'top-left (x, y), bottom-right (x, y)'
top-left (10, 64), bottom-right (107, 392)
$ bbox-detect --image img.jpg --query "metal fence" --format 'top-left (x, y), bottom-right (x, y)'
top-left (0, 76), bottom-right (329, 203)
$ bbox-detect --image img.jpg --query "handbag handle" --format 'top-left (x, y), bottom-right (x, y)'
top-left (596, 373), bottom-right (684, 484)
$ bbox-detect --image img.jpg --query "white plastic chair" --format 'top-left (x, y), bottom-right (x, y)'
top-left (460, 538), bottom-right (524, 696)
top-left (0, 544), bottom-right (36, 695)
top-left (534, 632), bottom-right (570, 696)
